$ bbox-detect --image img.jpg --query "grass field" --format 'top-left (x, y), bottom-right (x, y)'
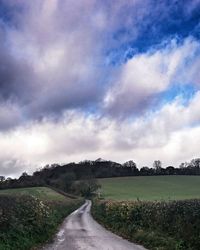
top-left (99, 175), bottom-right (200, 201)
top-left (0, 186), bottom-right (67, 201)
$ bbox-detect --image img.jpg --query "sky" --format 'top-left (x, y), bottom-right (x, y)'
top-left (0, 0), bottom-right (200, 177)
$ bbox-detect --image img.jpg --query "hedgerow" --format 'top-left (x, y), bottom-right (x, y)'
top-left (92, 199), bottom-right (200, 250)
top-left (0, 195), bottom-right (82, 250)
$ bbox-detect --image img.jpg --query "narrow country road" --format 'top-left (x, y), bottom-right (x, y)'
top-left (43, 200), bottom-right (147, 250)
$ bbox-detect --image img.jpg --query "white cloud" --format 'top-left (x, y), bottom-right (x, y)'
top-left (104, 37), bottom-right (200, 116)
top-left (1, 91), bottom-right (200, 177)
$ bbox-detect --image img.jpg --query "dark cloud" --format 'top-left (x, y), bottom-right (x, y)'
top-left (0, 0), bottom-right (114, 124)
top-left (0, 25), bottom-right (34, 103)
top-left (0, 1), bottom-right (153, 125)
top-left (0, 102), bottom-right (22, 130)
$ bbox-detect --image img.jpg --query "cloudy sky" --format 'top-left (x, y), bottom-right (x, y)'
top-left (0, 0), bottom-right (200, 177)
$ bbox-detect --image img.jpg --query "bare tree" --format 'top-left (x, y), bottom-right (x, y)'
top-left (153, 160), bottom-right (162, 173)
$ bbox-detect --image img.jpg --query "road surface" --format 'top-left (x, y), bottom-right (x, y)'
top-left (43, 200), bottom-right (147, 250)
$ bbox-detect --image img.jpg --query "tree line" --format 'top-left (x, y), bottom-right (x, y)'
top-left (1, 158), bottom-right (200, 194)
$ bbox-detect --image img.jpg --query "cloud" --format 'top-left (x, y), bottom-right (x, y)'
top-left (0, 158), bottom-right (34, 178)
top-left (0, 0), bottom-right (156, 124)
top-left (0, 0), bottom-right (199, 176)
top-left (0, 0), bottom-right (199, 123)
top-left (1, 91), bottom-right (200, 177)
top-left (0, 0), bottom-right (108, 121)
top-left (104, 37), bottom-right (200, 117)
top-left (0, 102), bottom-right (23, 130)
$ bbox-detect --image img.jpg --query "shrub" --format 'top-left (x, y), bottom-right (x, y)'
top-left (92, 199), bottom-right (200, 250)
top-left (0, 195), bottom-right (82, 250)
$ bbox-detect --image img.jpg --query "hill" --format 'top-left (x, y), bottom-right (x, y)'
top-left (1, 157), bottom-right (200, 196)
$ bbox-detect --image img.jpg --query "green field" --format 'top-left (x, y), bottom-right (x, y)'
top-left (99, 175), bottom-right (200, 201)
top-left (0, 186), bottom-right (67, 201)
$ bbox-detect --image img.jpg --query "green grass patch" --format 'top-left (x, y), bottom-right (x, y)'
top-left (0, 186), bottom-right (67, 201)
top-left (99, 175), bottom-right (200, 201)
